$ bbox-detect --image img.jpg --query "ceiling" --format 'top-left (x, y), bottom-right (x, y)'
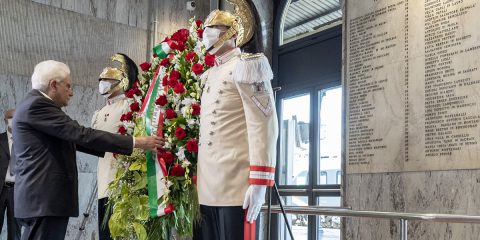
top-left (281, 0), bottom-right (342, 44)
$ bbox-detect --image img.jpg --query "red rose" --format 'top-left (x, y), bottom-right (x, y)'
top-left (186, 138), bottom-right (198, 153)
top-left (162, 75), bottom-right (168, 86)
top-left (155, 95), bottom-right (168, 106)
top-left (153, 53), bottom-right (158, 58)
top-left (139, 62), bottom-right (151, 71)
top-left (125, 89), bottom-right (134, 98)
top-left (205, 53), bottom-right (215, 67)
top-left (192, 63), bottom-right (204, 75)
top-left (165, 109), bottom-right (176, 119)
top-left (163, 36), bottom-right (170, 43)
top-left (164, 203), bottom-right (175, 214)
top-left (123, 112), bottom-right (133, 121)
top-left (170, 164), bottom-right (185, 176)
top-left (192, 175), bottom-right (197, 185)
top-left (169, 70), bottom-right (180, 82)
top-left (128, 86), bottom-right (142, 98)
top-left (118, 126), bottom-right (127, 135)
top-left (195, 20), bottom-right (203, 27)
top-left (191, 104), bottom-right (201, 115)
top-left (168, 79), bottom-right (178, 88)
top-left (176, 42), bottom-right (186, 52)
top-left (173, 83), bottom-right (185, 94)
top-left (130, 102), bottom-right (140, 112)
top-left (175, 127), bottom-right (186, 139)
top-left (197, 28), bottom-right (204, 38)
top-left (185, 52), bottom-right (197, 62)
top-left (160, 58), bottom-right (170, 67)
top-left (162, 151), bottom-right (174, 164)
top-left (171, 29), bottom-right (189, 43)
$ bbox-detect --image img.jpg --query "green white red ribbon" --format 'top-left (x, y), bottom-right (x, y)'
top-left (141, 66), bottom-right (169, 218)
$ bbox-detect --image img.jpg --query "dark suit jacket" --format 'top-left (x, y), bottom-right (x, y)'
top-left (13, 90), bottom-right (134, 218)
top-left (0, 132), bottom-right (10, 194)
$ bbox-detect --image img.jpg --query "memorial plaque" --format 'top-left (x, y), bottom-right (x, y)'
top-left (345, 0), bottom-right (480, 173)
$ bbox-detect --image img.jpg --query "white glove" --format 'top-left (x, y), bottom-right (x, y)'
top-left (242, 185), bottom-right (267, 223)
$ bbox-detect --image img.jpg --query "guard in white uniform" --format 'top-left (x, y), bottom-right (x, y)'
top-left (91, 53), bottom-right (138, 240)
top-left (195, 4), bottom-right (278, 240)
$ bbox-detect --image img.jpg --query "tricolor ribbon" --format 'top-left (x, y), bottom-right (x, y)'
top-left (153, 41), bottom-right (174, 60)
top-left (142, 66), bottom-right (170, 218)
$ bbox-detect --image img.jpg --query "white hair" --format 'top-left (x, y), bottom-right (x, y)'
top-left (31, 60), bottom-right (71, 91)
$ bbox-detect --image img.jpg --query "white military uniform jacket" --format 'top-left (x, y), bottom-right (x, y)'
top-left (92, 94), bottom-right (131, 199)
top-left (198, 48), bottom-right (279, 206)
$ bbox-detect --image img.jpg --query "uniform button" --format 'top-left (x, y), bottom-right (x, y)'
top-left (218, 90), bottom-right (223, 94)
top-left (229, 71), bottom-right (232, 75)
top-left (215, 99), bottom-right (220, 104)
top-left (212, 110), bottom-right (217, 114)
top-left (211, 121), bottom-right (216, 125)
top-left (206, 87), bottom-right (210, 93)
top-left (223, 80), bottom-right (227, 84)
top-left (208, 141), bottom-right (212, 146)
top-left (209, 131), bottom-right (214, 135)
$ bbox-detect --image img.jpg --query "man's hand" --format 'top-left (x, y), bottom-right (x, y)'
top-left (134, 136), bottom-right (164, 152)
top-left (242, 185), bottom-right (267, 223)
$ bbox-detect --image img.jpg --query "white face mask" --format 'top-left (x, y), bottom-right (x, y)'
top-left (100, 80), bottom-right (122, 98)
top-left (202, 27), bottom-right (222, 51)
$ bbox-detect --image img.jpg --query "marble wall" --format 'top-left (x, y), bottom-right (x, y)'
top-left (345, 170), bottom-right (480, 239)
top-left (343, 0), bottom-right (480, 238)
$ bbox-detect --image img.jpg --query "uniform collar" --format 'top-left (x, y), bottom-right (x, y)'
top-left (107, 94), bottom-right (126, 105)
top-left (215, 48), bottom-right (241, 66)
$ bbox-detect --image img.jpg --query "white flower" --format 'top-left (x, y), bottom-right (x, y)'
top-left (181, 106), bottom-right (189, 116)
top-left (176, 147), bottom-right (186, 161)
top-left (194, 41), bottom-right (203, 56)
top-left (187, 118), bottom-right (196, 126)
top-left (181, 97), bottom-right (197, 107)
top-left (181, 160), bottom-right (191, 168)
top-left (171, 55), bottom-right (180, 64)
top-left (174, 63), bottom-right (181, 70)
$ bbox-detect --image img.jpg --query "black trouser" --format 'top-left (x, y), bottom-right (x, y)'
top-left (98, 197), bottom-right (112, 240)
top-left (0, 183), bottom-right (21, 240)
top-left (193, 205), bottom-right (245, 240)
top-left (19, 216), bottom-right (68, 240)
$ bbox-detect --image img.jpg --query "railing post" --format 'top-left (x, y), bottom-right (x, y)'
top-left (400, 219), bottom-right (408, 240)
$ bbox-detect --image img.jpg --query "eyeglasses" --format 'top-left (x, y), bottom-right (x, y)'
top-left (56, 80), bottom-right (73, 91)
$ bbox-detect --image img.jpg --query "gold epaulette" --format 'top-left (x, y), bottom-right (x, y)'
top-left (240, 53), bottom-right (265, 60)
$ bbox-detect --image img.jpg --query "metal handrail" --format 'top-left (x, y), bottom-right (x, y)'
top-left (262, 206), bottom-right (480, 240)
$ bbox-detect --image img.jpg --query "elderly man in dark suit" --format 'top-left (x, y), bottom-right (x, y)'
top-left (12, 60), bottom-right (162, 240)
top-left (0, 109), bottom-right (21, 240)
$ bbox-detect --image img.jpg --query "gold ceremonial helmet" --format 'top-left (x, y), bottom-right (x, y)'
top-left (204, 0), bottom-right (255, 48)
top-left (98, 53), bottom-right (138, 92)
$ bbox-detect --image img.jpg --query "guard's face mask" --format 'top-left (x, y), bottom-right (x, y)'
top-left (98, 80), bottom-right (119, 98)
top-left (202, 27), bottom-right (222, 51)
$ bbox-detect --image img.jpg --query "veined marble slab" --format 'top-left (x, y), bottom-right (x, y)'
top-left (345, 0), bottom-right (480, 173)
